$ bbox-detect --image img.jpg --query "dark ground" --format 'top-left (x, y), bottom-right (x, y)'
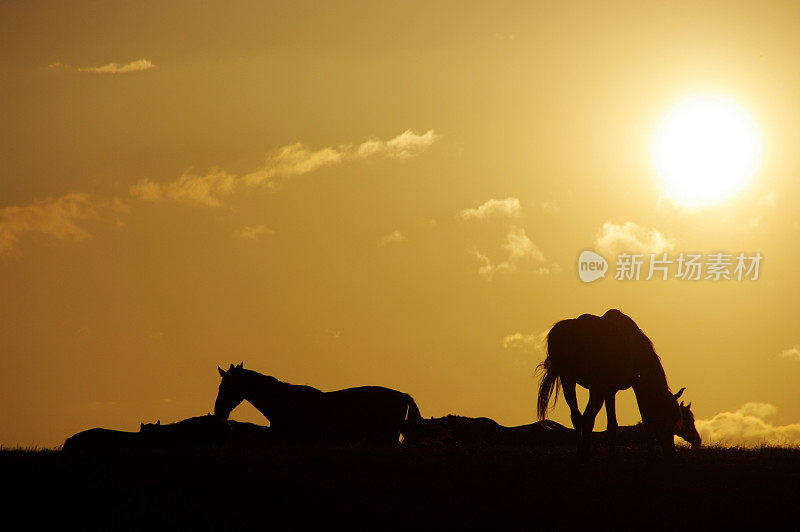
top-left (3, 441), bottom-right (799, 529)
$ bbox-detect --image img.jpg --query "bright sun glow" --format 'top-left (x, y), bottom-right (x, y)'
top-left (652, 94), bottom-right (763, 208)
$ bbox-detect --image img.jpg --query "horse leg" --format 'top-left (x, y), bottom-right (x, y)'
top-left (579, 391), bottom-right (604, 457)
top-left (561, 379), bottom-right (582, 448)
top-left (605, 391), bottom-right (618, 458)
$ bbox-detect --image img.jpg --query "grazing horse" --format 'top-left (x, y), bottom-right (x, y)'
top-left (214, 363), bottom-right (422, 445)
top-left (536, 309), bottom-right (701, 459)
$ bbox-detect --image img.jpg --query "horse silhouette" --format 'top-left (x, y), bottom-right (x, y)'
top-left (408, 415), bottom-right (574, 446)
top-left (214, 363), bottom-right (422, 445)
top-left (536, 309), bottom-right (700, 459)
top-left (62, 427), bottom-right (142, 453)
top-left (408, 415), bottom-right (652, 447)
top-left (140, 414), bottom-right (273, 447)
top-left (139, 414), bottom-right (234, 447)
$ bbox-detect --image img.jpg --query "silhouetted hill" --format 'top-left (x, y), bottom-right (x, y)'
top-left (4, 441), bottom-right (799, 528)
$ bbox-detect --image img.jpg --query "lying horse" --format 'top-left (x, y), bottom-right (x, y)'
top-left (407, 415), bottom-right (574, 446)
top-left (139, 414), bottom-right (233, 447)
top-left (537, 309), bottom-right (701, 459)
top-left (408, 415), bottom-right (653, 447)
top-left (62, 427), bottom-right (142, 453)
top-left (139, 414), bottom-right (272, 447)
top-left (214, 363), bottom-right (422, 445)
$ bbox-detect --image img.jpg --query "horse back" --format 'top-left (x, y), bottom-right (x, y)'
top-left (325, 386), bottom-right (411, 409)
top-left (62, 428), bottom-right (141, 454)
top-left (140, 415), bottom-right (233, 446)
top-left (547, 313), bottom-right (638, 390)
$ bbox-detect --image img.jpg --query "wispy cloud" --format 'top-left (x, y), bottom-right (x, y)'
top-left (459, 199), bottom-right (552, 279)
top-left (475, 225), bottom-right (548, 280)
top-left (357, 129), bottom-right (441, 160)
top-left (695, 403), bottom-right (800, 447)
top-left (779, 345), bottom-right (800, 361)
top-left (0, 193), bottom-right (102, 255)
top-left (502, 331), bottom-right (547, 352)
top-left (244, 129), bottom-right (440, 188)
top-left (595, 221), bottom-right (676, 255)
top-left (233, 225), bottom-right (274, 241)
top-left (132, 130), bottom-right (440, 206)
top-left (242, 143), bottom-right (346, 188)
top-left (540, 201), bottom-right (560, 215)
top-left (377, 230), bottom-right (406, 247)
top-left (0, 193), bottom-right (130, 256)
top-left (458, 197), bottom-right (521, 221)
top-left (130, 169), bottom-right (236, 207)
top-left (47, 58), bottom-right (156, 74)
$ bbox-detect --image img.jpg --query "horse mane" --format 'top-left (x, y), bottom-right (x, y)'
top-left (602, 309), bottom-right (671, 393)
top-left (240, 368), bottom-right (290, 391)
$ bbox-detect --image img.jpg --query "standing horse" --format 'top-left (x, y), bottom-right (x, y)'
top-left (536, 309), bottom-right (700, 459)
top-left (214, 363), bottom-right (422, 445)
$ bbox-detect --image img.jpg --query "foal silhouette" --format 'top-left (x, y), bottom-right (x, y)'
top-left (140, 414), bottom-right (273, 447)
top-left (214, 363), bottom-right (422, 445)
top-left (537, 309), bottom-right (700, 459)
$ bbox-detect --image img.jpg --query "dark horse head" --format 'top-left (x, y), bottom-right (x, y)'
top-left (215, 362), bottom-right (247, 419)
top-left (604, 309), bottom-right (701, 450)
top-left (672, 389), bottom-right (701, 448)
top-left (214, 362), bottom-right (288, 420)
top-left (641, 384), bottom-right (701, 449)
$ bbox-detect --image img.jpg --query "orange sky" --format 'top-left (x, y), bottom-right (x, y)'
top-left (2, 1), bottom-right (800, 448)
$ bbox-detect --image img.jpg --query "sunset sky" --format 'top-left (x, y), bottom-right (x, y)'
top-left (2, 1), bottom-right (800, 448)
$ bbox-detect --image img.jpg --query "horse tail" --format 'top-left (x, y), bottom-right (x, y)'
top-left (536, 330), bottom-right (561, 420)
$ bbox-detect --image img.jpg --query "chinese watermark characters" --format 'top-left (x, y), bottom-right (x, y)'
top-left (578, 250), bottom-right (762, 283)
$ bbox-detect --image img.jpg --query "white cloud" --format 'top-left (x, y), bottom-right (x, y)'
top-left (695, 403), bottom-right (800, 447)
top-left (377, 230), bottom-right (406, 247)
top-left (595, 221), bottom-right (676, 255)
top-left (779, 345), bottom-right (800, 361)
top-left (459, 197), bottom-right (521, 221)
top-left (48, 58), bottom-right (156, 74)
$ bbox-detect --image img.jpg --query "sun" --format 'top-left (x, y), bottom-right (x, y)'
top-left (652, 94), bottom-right (763, 208)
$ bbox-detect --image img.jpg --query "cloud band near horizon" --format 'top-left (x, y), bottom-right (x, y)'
top-left (130, 129), bottom-right (440, 207)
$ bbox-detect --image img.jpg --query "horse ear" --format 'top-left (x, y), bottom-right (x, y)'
top-left (687, 402), bottom-right (692, 409)
top-left (673, 387), bottom-right (686, 400)
top-left (238, 362), bottom-right (243, 369)
top-left (680, 401), bottom-right (685, 407)
top-left (156, 420), bottom-right (160, 426)
top-left (218, 366), bottom-right (227, 378)
top-left (228, 363), bottom-right (235, 371)
top-left (140, 422), bottom-right (145, 430)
